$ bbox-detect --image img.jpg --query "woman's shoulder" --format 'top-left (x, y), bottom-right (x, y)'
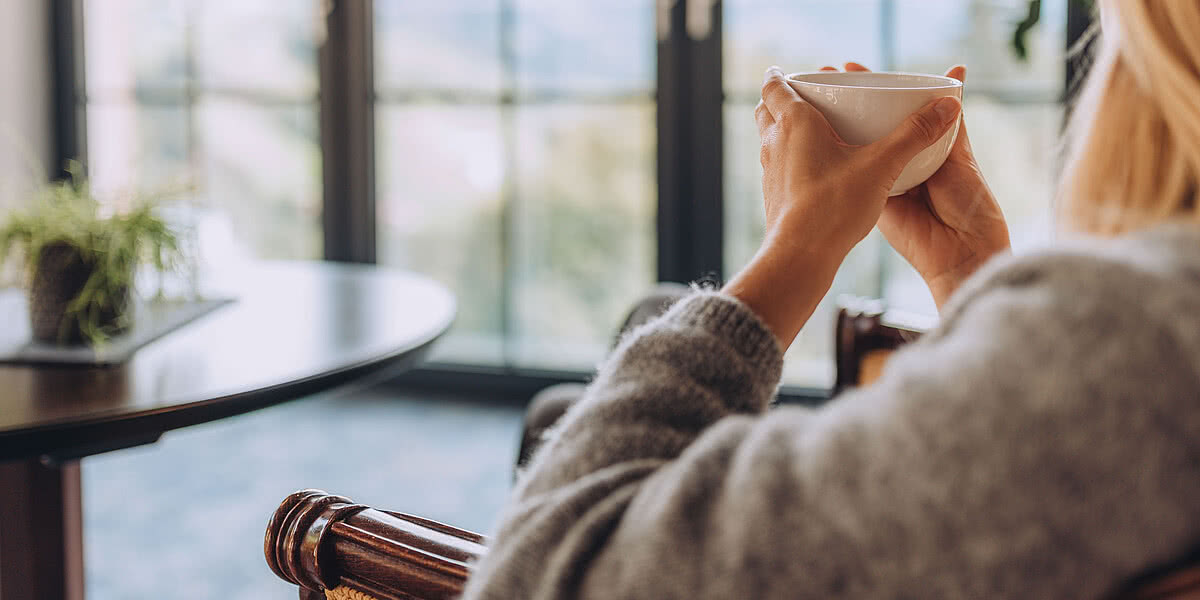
top-left (935, 223), bottom-right (1200, 352)
top-left (950, 224), bottom-right (1200, 309)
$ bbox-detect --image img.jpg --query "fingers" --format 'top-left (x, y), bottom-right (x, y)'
top-left (755, 100), bottom-right (773, 137)
top-left (871, 96), bottom-right (962, 173)
top-left (820, 62), bottom-right (870, 72)
top-left (760, 65), bottom-right (802, 121)
top-left (944, 64), bottom-right (966, 82)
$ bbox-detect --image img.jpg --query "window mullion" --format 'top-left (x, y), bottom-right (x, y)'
top-left (319, 0), bottom-right (376, 264)
top-left (687, 0), bottom-right (725, 283)
top-left (657, 0), bottom-right (723, 284)
top-left (499, 0), bottom-right (517, 367)
top-left (656, 0), bottom-right (691, 284)
top-left (52, 0), bottom-right (86, 179)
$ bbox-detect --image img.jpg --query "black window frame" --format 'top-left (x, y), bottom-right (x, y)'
top-left (55, 0), bottom-right (1090, 405)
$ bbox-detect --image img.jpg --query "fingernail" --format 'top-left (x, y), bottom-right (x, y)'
top-left (934, 97), bottom-right (960, 121)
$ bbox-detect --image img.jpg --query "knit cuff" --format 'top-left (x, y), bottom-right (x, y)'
top-left (663, 291), bottom-right (784, 375)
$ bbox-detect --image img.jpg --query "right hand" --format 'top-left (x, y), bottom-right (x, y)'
top-left (823, 63), bottom-right (1012, 311)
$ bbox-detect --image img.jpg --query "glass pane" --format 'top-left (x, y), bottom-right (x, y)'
top-left (85, 103), bottom-right (191, 198)
top-left (376, 106), bottom-right (505, 365)
top-left (895, 0), bottom-right (1067, 97)
top-left (513, 0), bottom-right (655, 96)
top-left (374, 0), bottom-right (503, 95)
top-left (968, 101), bottom-right (1060, 250)
top-left (724, 0), bottom-right (884, 99)
top-left (511, 104), bottom-right (656, 369)
top-left (193, 0), bottom-right (320, 95)
top-left (195, 98), bottom-right (322, 259)
top-left (83, 0), bottom-right (188, 92)
top-left (723, 103), bottom-right (765, 275)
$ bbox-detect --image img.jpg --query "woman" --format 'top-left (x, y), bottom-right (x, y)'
top-left (465, 1), bottom-right (1200, 598)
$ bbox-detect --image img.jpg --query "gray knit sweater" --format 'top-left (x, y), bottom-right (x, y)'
top-left (462, 224), bottom-right (1200, 599)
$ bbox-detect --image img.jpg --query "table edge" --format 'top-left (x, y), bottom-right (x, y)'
top-left (0, 325), bottom-right (450, 462)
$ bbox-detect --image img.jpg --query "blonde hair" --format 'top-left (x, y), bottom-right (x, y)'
top-left (1060, 0), bottom-right (1200, 235)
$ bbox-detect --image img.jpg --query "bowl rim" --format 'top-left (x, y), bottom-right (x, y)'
top-left (786, 71), bottom-right (963, 91)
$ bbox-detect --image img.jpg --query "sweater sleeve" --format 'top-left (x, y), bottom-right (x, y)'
top-left (462, 255), bottom-right (1200, 600)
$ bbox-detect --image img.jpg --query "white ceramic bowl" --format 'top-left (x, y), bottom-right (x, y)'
top-left (787, 71), bottom-right (963, 196)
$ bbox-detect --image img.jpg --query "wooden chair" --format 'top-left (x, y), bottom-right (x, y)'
top-left (264, 299), bottom-right (1200, 600)
top-left (833, 296), bottom-right (929, 394)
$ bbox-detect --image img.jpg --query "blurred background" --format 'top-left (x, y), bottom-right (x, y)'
top-left (0, 0), bottom-right (1079, 597)
top-left (75, 0), bottom-right (1068, 384)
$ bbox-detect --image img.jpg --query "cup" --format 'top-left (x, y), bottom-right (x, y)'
top-left (786, 71), bottom-right (963, 196)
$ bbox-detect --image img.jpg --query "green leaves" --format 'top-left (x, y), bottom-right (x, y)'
top-left (0, 162), bottom-right (185, 344)
top-left (1012, 0), bottom-right (1094, 62)
top-left (1012, 0), bottom-right (1042, 62)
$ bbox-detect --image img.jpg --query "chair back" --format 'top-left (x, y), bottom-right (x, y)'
top-left (834, 297), bottom-right (926, 393)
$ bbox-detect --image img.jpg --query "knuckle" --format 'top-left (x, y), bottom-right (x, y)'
top-left (776, 102), bottom-right (805, 126)
top-left (758, 138), bottom-right (777, 169)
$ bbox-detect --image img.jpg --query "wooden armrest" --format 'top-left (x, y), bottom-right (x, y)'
top-left (834, 298), bottom-right (927, 394)
top-left (266, 490), bottom-right (1200, 598)
top-left (1116, 550), bottom-right (1200, 599)
top-left (264, 490), bottom-right (484, 600)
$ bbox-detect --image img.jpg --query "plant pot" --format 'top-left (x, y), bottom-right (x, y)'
top-left (28, 241), bottom-right (131, 344)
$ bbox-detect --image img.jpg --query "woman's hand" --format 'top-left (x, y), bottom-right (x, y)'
top-left (723, 66), bottom-right (963, 348)
top-left (826, 63), bottom-right (1011, 310)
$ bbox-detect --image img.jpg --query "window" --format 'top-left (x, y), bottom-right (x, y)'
top-left (76, 0), bottom-right (1074, 391)
top-left (374, 0), bottom-right (657, 370)
top-left (724, 0), bottom-right (1066, 386)
top-left (81, 0), bottom-right (323, 261)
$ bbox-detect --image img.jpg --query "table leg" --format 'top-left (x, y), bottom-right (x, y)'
top-left (0, 458), bottom-right (85, 600)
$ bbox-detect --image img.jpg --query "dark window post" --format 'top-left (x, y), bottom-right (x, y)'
top-left (656, 0), bottom-right (692, 284)
top-left (319, 0), bottom-right (376, 263)
top-left (51, 0), bottom-right (85, 180)
top-left (688, 0), bottom-right (725, 284)
top-left (657, 0), bottom-right (724, 285)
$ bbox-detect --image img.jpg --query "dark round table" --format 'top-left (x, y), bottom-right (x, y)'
top-left (0, 261), bottom-right (455, 600)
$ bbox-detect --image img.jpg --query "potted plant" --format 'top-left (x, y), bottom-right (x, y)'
top-left (0, 163), bottom-right (182, 345)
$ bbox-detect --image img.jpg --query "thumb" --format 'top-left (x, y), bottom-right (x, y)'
top-left (873, 97), bottom-right (961, 173)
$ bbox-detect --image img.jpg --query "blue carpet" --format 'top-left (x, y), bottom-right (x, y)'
top-left (82, 386), bottom-right (525, 599)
